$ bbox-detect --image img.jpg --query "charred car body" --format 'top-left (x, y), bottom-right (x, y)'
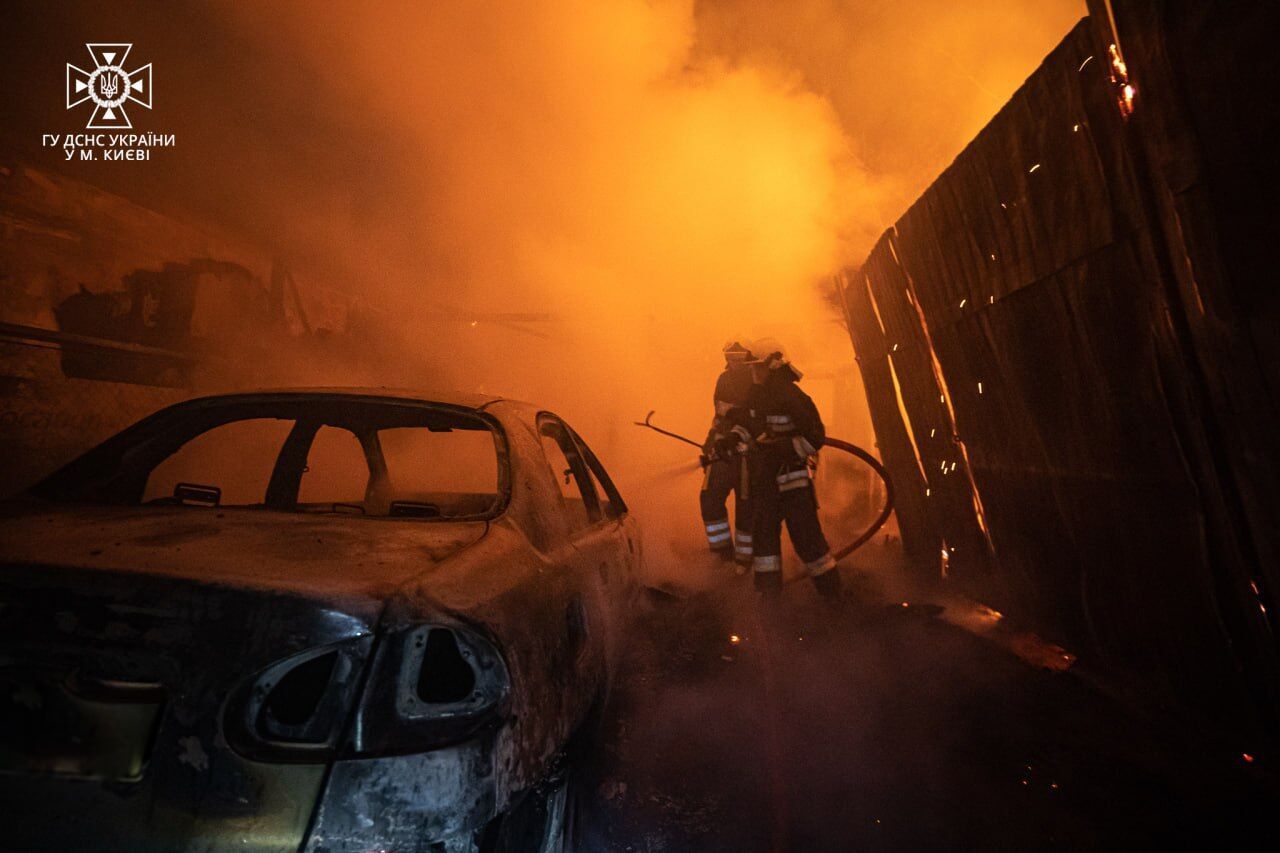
top-left (0, 389), bottom-right (641, 851)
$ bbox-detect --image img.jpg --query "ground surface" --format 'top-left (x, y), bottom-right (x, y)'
top-left (578, 556), bottom-right (1278, 851)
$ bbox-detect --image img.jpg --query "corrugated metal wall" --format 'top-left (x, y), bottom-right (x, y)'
top-left (841, 6), bottom-right (1280, 745)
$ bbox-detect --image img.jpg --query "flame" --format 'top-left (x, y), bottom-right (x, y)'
top-left (1108, 43), bottom-right (1137, 118)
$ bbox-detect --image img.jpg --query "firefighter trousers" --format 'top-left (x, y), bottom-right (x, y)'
top-left (750, 461), bottom-right (838, 590)
top-left (700, 455), bottom-right (753, 563)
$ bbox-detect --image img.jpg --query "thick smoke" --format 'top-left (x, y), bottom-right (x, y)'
top-left (200, 1), bottom-right (1079, 581)
top-left (0, 0), bottom-right (1082, 580)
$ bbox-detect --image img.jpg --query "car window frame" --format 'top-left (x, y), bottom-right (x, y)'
top-left (567, 426), bottom-right (627, 521)
top-left (31, 393), bottom-right (512, 523)
top-left (536, 413), bottom-right (603, 531)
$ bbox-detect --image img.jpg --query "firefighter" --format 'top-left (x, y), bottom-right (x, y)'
top-left (700, 340), bottom-right (755, 568)
top-left (728, 338), bottom-right (841, 599)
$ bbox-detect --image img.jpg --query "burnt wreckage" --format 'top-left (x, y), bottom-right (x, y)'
top-left (0, 389), bottom-right (641, 851)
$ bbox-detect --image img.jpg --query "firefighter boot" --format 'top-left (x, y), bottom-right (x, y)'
top-left (754, 569), bottom-right (783, 598)
top-left (812, 568), bottom-right (842, 601)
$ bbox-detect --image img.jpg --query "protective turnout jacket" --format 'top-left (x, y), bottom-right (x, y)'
top-left (706, 366), bottom-right (755, 448)
top-left (738, 367), bottom-right (825, 477)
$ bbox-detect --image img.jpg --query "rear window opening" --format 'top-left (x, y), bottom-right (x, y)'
top-left (35, 396), bottom-right (507, 521)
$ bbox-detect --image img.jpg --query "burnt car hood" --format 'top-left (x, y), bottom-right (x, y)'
top-left (0, 500), bottom-right (490, 604)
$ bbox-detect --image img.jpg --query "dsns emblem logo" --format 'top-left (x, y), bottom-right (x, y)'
top-left (66, 43), bottom-right (153, 130)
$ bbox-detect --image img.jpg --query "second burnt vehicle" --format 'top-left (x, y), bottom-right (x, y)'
top-left (0, 388), bottom-right (641, 852)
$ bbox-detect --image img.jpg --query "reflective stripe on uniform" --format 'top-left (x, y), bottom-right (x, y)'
top-left (805, 552), bottom-right (837, 577)
top-left (705, 519), bottom-right (732, 547)
top-left (734, 530), bottom-right (753, 557)
top-left (792, 436), bottom-right (817, 458)
top-left (752, 555), bottom-right (782, 574)
top-left (766, 414), bottom-right (794, 433)
top-left (776, 467), bottom-right (813, 492)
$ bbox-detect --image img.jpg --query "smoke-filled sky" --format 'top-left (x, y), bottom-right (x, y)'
top-left (1, 0), bottom-right (1081, 556)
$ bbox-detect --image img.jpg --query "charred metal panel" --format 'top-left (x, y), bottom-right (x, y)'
top-left (307, 738), bottom-right (499, 851)
top-left (0, 564), bottom-right (378, 852)
top-left (843, 13), bottom-right (1280, 744)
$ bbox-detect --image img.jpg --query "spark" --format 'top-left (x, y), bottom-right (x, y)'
top-left (950, 461), bottom-right (957, 472)
top-left (901, 602), bottom-right (909, 608)
top-left (930, 428), bottom-right (936, 438)
top-left (1028, 163), bottom-right (1041, 173)
top-left (729, 634), bottom-right (741, 644)
top-left (925, 488), bottom-right (931, 497)
top-left (989, 295), bottom-right (995, 304)
top-left (1243, 753), bottom-right (1255, 764)
top-left (1073, 123), bottom-right (1080, 132)
top-left (1078, 55), bottom-right (1094, 72)
top-left (1000, 202), bottom-right (1007, 209)
top-left (940, 394), bottom-right (945, 403)
top-left (976, 605), bottom-right (1003, 623)
top-left (959, 298), bottom-right (967, 308)
top-left (1109, 44), bottom-right (1127, 76)
top-left (978, 381), bottom-right (984, 394)
top-left (989, 253), bottom-right (996, 261)
top-left (892, 343), bottom-right (899, 351)
top-left (469, 320), bottom-right (478, 328)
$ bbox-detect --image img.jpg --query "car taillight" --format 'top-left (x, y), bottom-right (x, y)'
top-left (222, 635), bottom-right (372, 763)
top-left (344, 623), bottom-right (510, 758)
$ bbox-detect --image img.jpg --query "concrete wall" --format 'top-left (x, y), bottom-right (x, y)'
top-left (841, 6), bottom-right (1280, 746)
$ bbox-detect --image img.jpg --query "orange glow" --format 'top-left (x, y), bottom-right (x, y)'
top-left (1108, 43), bottom-right (1137, 118)
top-left (975, 604), bottom-right (1003, 623)
top-left (141, 1), bottom-right (1084, 587)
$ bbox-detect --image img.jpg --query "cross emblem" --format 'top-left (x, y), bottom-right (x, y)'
top-left (66, 43), bottom-right (153, 130)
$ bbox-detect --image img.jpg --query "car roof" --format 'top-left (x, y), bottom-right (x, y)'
top-left (184, 386), bottom-right (506, 411)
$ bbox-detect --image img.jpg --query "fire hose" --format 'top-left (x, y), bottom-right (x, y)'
top-left (633, 411), bottom-right (895, 562)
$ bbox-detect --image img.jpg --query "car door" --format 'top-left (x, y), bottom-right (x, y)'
top-left (535, 415), bottom-right (613, 709)
top-left (565, 425), bottom-right (640, 685)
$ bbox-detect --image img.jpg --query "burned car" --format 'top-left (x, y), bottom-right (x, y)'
top-left (0, 389), bottom-right (641, 852)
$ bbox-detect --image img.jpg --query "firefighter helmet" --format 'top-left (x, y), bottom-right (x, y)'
top-left (722, 339), bottom-right (752, 363)
top-left (742, 337), bottom-right (802, 378)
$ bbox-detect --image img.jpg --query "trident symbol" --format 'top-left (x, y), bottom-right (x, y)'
top-left (66, 43), bottom-right (153, 129)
